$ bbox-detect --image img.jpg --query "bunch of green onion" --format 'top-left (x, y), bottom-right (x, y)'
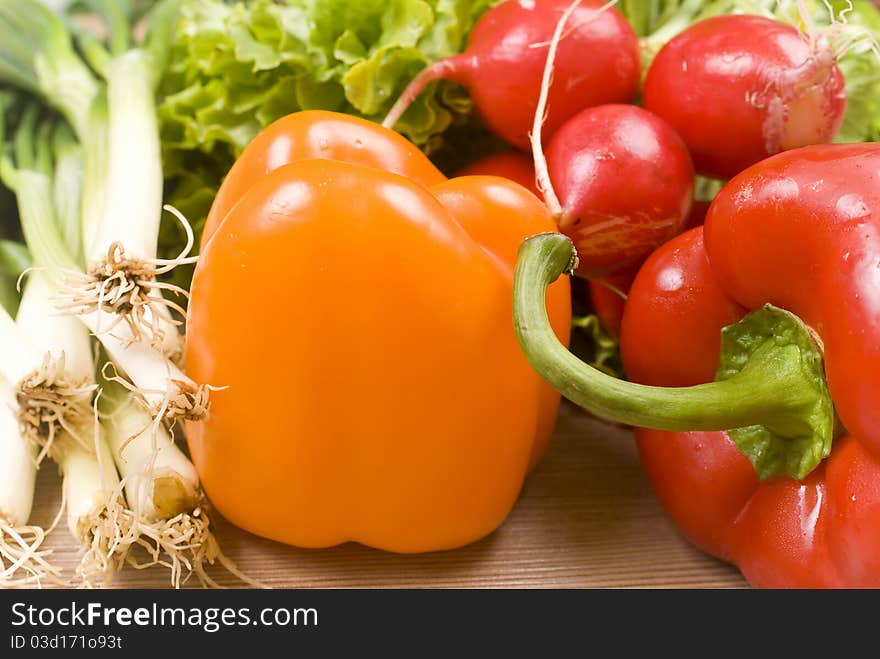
top-left (0, 0), bottom-right (249, 588)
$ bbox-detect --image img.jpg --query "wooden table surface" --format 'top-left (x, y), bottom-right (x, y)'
top-left (27, 402), bottom-right (747, 589)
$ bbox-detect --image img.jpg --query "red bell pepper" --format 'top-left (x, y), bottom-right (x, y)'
top-left (513, 143), bottom-right (880, 587)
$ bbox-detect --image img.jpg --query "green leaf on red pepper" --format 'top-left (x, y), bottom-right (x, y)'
top-left (716, 304), bottom-right (834, 481)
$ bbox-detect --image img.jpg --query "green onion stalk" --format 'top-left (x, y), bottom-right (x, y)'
top-left (69, 48), bottom-right (193, 358)
top-left (2, 111), bottom-right (223, 587)
top-left (0, 0), bottom-right (248, 587)
top-left (19, 269), bottom-right (147, 587)
top-left (0, 0), bottom-right (189, 359)
top-left (2, 111), bottom-right (142, 586)
top-left (0, 101), bottom-right (61, 585)
top-left (0, 0), bottom-right (209, 438)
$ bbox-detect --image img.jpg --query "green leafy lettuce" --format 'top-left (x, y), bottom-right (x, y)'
top-left (157, 0), bottom-right (496, 266)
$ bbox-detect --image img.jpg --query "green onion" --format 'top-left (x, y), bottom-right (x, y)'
top-left (0, 389), bottom-right (62, 587)
top-left (0, 0), bottom-right (249, 588)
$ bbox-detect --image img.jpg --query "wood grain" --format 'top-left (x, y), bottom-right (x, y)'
top-left (24, 403), bottom-right (747, 589)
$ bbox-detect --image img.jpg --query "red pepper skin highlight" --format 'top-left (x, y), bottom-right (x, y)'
top-left (643, 15), bottom-right (846, 179)
top-left (620, 143), bottom-right (880, 587)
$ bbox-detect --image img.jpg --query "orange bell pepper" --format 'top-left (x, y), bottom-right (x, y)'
top-left (185, 111), bottom-right (571, 552)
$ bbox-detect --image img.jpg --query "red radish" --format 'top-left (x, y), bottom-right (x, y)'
top-left (642, 14), bottom-right (847, 179)
top-left (383, 0), bottom-right (640, 151)
top-left (543, 104), bottom-right (695, 277)
top-left (456, 151), bottom-right (539, 196)
top-left (522, 4), bottom-right (693, 278)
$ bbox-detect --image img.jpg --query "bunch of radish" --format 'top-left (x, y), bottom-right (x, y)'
top-left (387, 0), bottom-right (853, 319)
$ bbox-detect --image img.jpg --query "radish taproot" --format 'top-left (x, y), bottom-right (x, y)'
top-left (642, 14), bottom-right (847, 179)
top-left (383, 0), bottom-right (640, 151)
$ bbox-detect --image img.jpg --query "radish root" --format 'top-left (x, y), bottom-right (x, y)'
top-left (819, 0), bottom-right (880, 62)
top-left (382, 57), bottom-right (467, 130)
top-left (596, 279), bottom-right (628, 301)
top-left (530, 0), bottom-right (619, 220)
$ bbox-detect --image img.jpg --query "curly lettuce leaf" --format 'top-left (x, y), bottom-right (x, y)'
top-left (157, 0), bottom-right (495, 276)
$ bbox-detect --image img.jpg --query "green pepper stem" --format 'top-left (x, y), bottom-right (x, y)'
top-left (513, 233), bottom-right (819, 437)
